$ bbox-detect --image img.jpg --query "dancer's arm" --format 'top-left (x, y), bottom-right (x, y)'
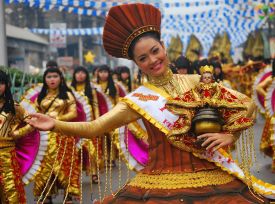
top-left (256, 76), bottom-right (272, 97)
top-left (27, 102), bottom-right (141, 139)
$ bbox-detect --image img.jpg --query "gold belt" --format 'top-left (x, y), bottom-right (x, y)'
top-left (0, 139), bottom-right (15, 149)
top-left (128, 169), bottom-right (234, 189)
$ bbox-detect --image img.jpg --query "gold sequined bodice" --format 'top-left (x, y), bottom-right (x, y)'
top-left (95, 80), bottom-right (119, 105)
top-left (37, 89), bottom-right (77, 121)
top-left (0, 111), bottom-right (14, 138)
top-left (0, 103), bottom-right (32, 142)
top-left (75, 83), bottom-right (85, 93)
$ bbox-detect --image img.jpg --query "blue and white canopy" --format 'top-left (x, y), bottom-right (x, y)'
top-left (6, 0), bottom-right (271, 54)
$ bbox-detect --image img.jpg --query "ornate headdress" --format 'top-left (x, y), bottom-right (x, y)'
top-left (199, 65), bottom-right (214, 74)
top-left (103, 3), bottom-right (161, 59)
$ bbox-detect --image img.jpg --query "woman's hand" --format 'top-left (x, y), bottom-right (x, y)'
top-left (197, 132), bottom-right (235, 152)
top-left (26, 113), bottom-right (55, 131)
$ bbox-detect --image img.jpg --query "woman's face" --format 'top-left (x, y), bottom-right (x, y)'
top-left (0, 82), bottom-right (6, 96)
top-left (132, 37), bottom-right (168, 77)
top-left (98, 70), bottom-right (109, 82)
top-left (177, 68), bottom-right (188, 75)
top-left (121, 72), bottom-right (130, 80)
top-left (75, 71), bottom-right (87, 83)
top-left (112, 73), bottom-right (118, 81)
top-left (45, 72), bottom-right (61, 89)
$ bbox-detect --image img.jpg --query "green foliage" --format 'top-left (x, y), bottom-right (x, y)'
top-left (0, 66), bottom-right (43, 100)
top-left (0, 66), bottom-right (43, 87)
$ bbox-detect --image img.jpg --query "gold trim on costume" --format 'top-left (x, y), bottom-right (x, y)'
top-left (128, 169), bottom-right (234, 189)
top-left (123, 25), bottom-right (160, 58)
top-left (0, 138), bottom-right (15, 149)
top-left (120, 97), bottom-right (169, 135)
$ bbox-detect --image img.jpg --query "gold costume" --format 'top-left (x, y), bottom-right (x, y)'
top-left (54, 74), bottom-right (251, 174)
top-left (94, 80), bottom-right (119, 163)
top-left (0, 103), bottom-right (33, 204)
top-left (257, 76), bottom-right (275, 171)
top-left (50, 70), bottom-right (271, 203)
top-left (74, 83), bottom-right (103, 176)
top-left (51, 72), bottom-right (269, 204)
top-left (49, 2), bottom-right (269, 201)
top-left (33, 89), bottom-right (80, 197)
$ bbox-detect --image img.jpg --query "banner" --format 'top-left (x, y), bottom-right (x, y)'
top-left (50, 23), bottom-right (66, 48)
top-left (31, 27), bottom-right (103, 36)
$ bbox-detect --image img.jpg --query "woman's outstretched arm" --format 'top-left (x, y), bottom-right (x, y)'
top-left (27, 102), bottom-right (141, 139)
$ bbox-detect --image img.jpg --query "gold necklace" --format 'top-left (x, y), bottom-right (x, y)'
top-left (147, 68), bottom-right (173, 86)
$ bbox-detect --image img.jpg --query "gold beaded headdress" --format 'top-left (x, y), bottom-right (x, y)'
top-left (103, 3), bottom-right (161, 59)
top-left (199, 65), bottom-right (214, 75)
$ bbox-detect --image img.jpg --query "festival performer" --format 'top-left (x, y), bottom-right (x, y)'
top-left (0, 70), bottom-right (36, 204)
top-left (116, 66), bottom-right (132, 95)
top-left (256, 60), bottom-right (275, 172)
top-left (27, 3), bottom-right (275, 203)
top-left (92, 65), bottom-right (119, 167)
top-left (211, 60), bottom-right (232, 89)
top-left (174, 56), bottom-right (193, 75)
top-left (31, 68), bottom-right (81, 203)
top-left (71, 66), bottom-right (103, 183)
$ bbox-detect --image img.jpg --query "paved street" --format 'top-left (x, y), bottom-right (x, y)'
top-left (25, 113), bottom-right (275, 203)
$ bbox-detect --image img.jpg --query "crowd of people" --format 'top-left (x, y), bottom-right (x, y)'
top-left (1, 3), bottom-right (275, 204)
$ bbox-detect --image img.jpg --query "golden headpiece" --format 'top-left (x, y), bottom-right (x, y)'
top-left (103, 3), bottom-right (161, 59)
top-left (199, 65), bottom-right (214, 74)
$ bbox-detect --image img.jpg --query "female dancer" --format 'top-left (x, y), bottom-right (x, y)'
top-left (71, 66), bottom-right (103, 183)
top-left (93, 65), bottom-right (119, 167)
top-left (256, 60), bottom-right (275, 171)
top-left (0, 70), bottom-right (35, 203)
top-left (116, 66), bottom-right (132, 95)
top-left (32, 68), bottom-right (80, 203)
top-left (28, 3), bottom-right (275, 203)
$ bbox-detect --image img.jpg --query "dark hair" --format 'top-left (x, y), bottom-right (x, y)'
top-left (273, 59), bottom-right (275, 78)
top-left (117, 66), bottom-right (132, 92)
top-left (169, 63), bottom-right (178, 74)
top-left (191, 60), bottom-right (200, 74)
top-left (137, 69), bottom-right (142, 85)
top-left (252, 56), bottom-right (264, 62)
top-left (264, 58), bottom-right (271, 65)
top-left (97, 65), bottom-right (117, 98)
top-left (71, 66), bottom-right (94, 105)
top-left (128, 31), bottom-right (161, 60)
top-left (211, 61), bottom-right (224, 82)
top-left (38, 68), bottom-right (72, 105)
top-left (0, 70), bottom-right (15, 115)
top-left (174, 56), bottom-right (193, 74)
top-left (46, 60), bottom-right (58, 69)
top-left (92, 67), bottom-right (98, 75)
top-left (198, 59), bottom-right (209, 69)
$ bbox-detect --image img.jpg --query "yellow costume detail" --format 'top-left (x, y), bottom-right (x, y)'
top-left (33, 89), bottom-right (80, 197)
top-left (0, 104), bottom-right (33, 204)
top-left (74, 83), bottom-right (103, 176)
top-left (128, 170), bottom-right (234, 189)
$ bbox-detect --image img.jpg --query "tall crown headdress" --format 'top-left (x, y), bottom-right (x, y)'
top-left (103, 3), bottom-right (161, 59)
